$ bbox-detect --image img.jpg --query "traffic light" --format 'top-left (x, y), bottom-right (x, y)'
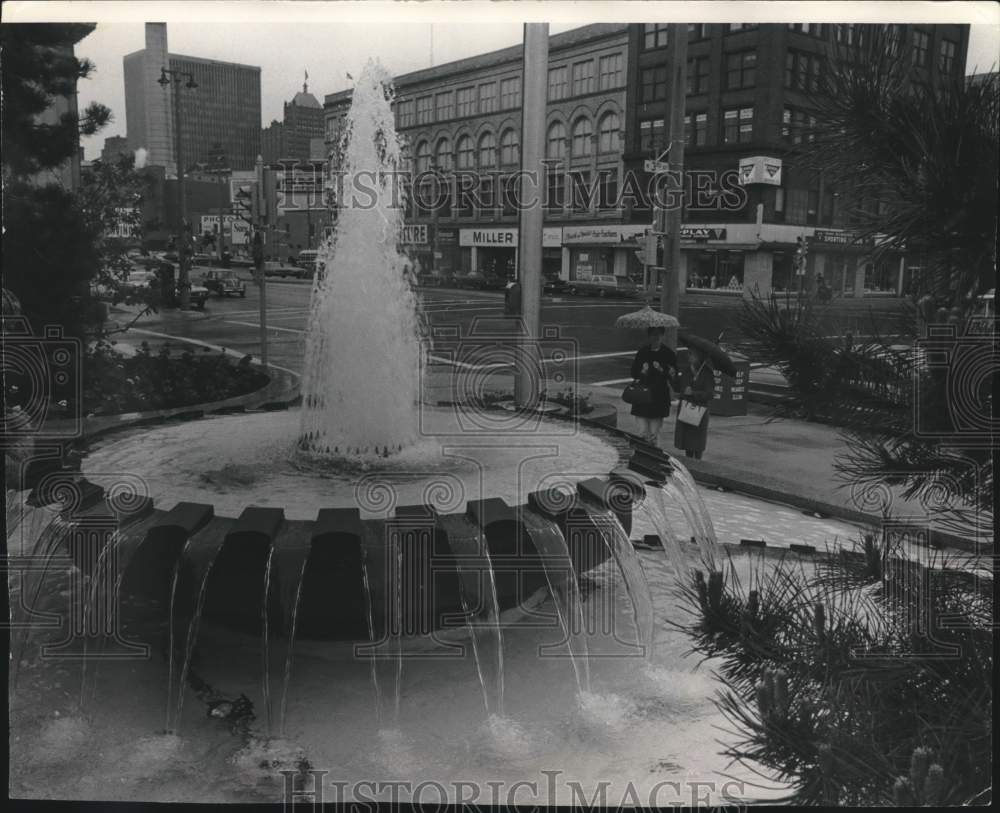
top-left (634, 233), bottom-right (659, 266)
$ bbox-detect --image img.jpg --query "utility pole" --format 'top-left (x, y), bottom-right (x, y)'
top-left (254, 154), bottom-right (269, 369)
top-left (212, 143), bottom-right (227, 265)
top-left (514, 23), bottom-right (548, 408)
top-left (657, 25), bottom-right (687, 350)
top-left (159, 67), bottom-right (198, 308)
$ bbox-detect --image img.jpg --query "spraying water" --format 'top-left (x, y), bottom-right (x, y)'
top-left (298, 60), bottom-right (425, 459)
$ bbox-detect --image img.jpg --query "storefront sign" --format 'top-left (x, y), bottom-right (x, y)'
top-left (436, 227), bottom-right (459, 246)
top-left (460, 228), bottom-right (517, 247)
top-left (680, 226), bottom-right (727, 241)
top-left (562, 224), bottom-right (647, 245)
top-left (200, 214), bottom-right (238, 235)
top-left (811, 229), bottom-right (874, 246)
top-left (400, 224), bottom-right (428, 245)
top-left (737, 156), bottom-right (782, 186)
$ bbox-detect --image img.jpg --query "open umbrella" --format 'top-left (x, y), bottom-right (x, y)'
top-left (614, 305), bottom-right (680, 330)
top-left (678, 330), bottom-right (738, 377)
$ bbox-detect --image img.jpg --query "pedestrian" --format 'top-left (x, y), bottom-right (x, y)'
top-left (629, 326), bottom-right (677, 446)
top-left (674, 347), bottom-right (715, 460)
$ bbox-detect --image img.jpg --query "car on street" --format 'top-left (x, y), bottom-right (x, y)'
top-left (199, 270), bottom-right (246, 297)
top-left (567, 275), bottom-right (639, 298)
top-left (543, 274), bottom-right (569, 295)
top-left (458, 270), bottom-right (507, 290)
top-left (262, 261), bottom-right (307, 278)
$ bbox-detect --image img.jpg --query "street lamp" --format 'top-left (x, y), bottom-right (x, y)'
top-left (158, 67), bottom-right (199, 307)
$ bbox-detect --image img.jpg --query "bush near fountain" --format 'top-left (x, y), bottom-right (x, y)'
top-left (671, 533), bottom-right (992, 806)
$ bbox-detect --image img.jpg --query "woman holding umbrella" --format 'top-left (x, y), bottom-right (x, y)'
top-left (628, 326), bottom-right (678, 446)
top-left (674, 346), bottom-right (716, 459)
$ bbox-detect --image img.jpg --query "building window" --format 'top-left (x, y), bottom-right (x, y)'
top-left (597, 112), bottom-right (620, 153)
top-left (456, 135), bottom-right (474, 169)
top-left (571, 60), bottom-right (595, 95)
top-left (546, 168), bottom-right (565, 213)
top-left (571, 117), bottom-right (593, 157)
top-left (912, 30), bottom-right (930, 67)
top-left (478, 82), bottom-right (496, 113)
top-left (416, 96), bottom-right (433, 124)
top-left (835, 24), bottom-right (856, 45)
top-left (728, 23), bottom-right (757, 32)
top-left (415, 140), bottom-right (431, 173)
top-left (687, 23), bottom-right (709, 39)
top-left (500, 77), bottom-right (520, 109)
top-left (571, 170), bottom-right (592, 212)
top-left (773, 187), bottom-right (785, 221)
top-left (644, 23), bottom-right (669, 49)
top-left (548, 66), bottom-right (568, 100)
top-left (598, 169), bottom-right (618, 210)
top-left (435, 91), bottom-right (454, 121)
top-left (455, 87), bottom-right (475, 117)
top-left (478, 132), bottom-right (496, 168)
top-left (396, 100), bottom-right (414, 128)
top-left (786, 51), bottom-right (824, 91)
top-left (500, 128), bottom-right (519, 165)
top-left (687, 57), bottom-right (710, 94)
top-left (722, 106), bottom-right (754, 144)
top-left (684, 111), bottom-right (708, 146)
top-left (435, 138), bottom-right (452, 171)
top-left (787, 23), bottom-right (824, 37)
top-left (640, 66), bottom-right (667, 103)
top-left (781, 107), bottom-right (817, 144)
top-left (598, 53), bottom-right (624, 90)
top-left (939, 39), bottom-right (957, 74)
top-left (726, 51), bottom-right (756, 89)
top-left (639, 118), bottom-right (665, 153)
top-left (546, 121), bottom-right (567, 160)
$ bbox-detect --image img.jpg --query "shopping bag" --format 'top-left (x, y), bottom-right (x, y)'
top-left (621, 382), bottom-right (652, 406)
top-left (676, 399), bottom-right (707, 426)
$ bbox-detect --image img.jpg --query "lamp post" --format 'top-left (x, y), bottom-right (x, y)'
top-left (210, 143), bottom-right (228, 265)
top-left (158, 67), bottom-right (198, 308)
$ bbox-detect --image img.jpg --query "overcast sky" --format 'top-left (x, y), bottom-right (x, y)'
top-left (6, 1), bottom-right (996, 159)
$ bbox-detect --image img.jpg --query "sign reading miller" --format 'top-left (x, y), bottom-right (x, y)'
top-left (460, 228), bottom-right (517, 247)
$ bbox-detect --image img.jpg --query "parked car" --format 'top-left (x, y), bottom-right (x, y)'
top-left (568, 275), bottom-right (638, 298)
top-left (262, 261), bottom-right (305, 278)
top-left (200, 270), bottom-right (246, 297)
top-left (295, 249), bottom-right (324, 276)
top-left (543, 275), bottom-right (569, 294)
top-left (228, 255), bottom-right (254, 269)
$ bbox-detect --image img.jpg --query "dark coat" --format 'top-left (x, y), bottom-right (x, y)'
top-left (629, 344), bottom-right (678, 419)
top-left (673, 362), bottom-right (715, 454)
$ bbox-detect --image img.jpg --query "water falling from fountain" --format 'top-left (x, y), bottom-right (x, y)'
top-left (298, 60), bottom-right (425, 459)
top-left (666, 457), bottom-right (719, 565)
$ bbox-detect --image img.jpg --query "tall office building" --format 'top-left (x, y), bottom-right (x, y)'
top-left (261, 74), bottom-right (324, 163)
top-left (124, 23), bottom-right (262, 174)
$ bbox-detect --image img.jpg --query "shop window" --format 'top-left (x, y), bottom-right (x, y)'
top-left (500, 129), bottom-right (519, 166)
top-left (546, 121), bottom-right (567, 160)
top-left (598, 53), bottom-right (624, 90)
top-left (864, 260), bottom-right (899, 293)
top-left (478, 132), bottom-right (496, 169)
top-left (548, 66), bottom-right (568, 100)
top-left (644, 23), bottom-right (669, 49)
top-left (571, 117), bottom-right (593, 157)
top-left (722, 106), bottom-right (754, 144)
top-left (478, 82), bottom-right (496, 114)
top-left (725, 51), bottom-right (756, 89)
top-left (597, 112), bottom-right (620, 153)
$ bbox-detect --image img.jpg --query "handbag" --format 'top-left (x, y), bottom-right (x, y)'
top-left (677, 399), bottom-right (707, 426)
top-left (621, 382), bottom-right (652, 406)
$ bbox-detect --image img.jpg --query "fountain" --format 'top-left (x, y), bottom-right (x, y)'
top-left (5, 59), bottom-right (780, 803)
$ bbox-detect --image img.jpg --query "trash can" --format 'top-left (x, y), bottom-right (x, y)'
top-left (504, 281), bottom-right (522, 316)
top-left (709, 353), bottom-right (749, 417)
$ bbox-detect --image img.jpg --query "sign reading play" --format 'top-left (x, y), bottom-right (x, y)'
top-left (737, 156), bottom-right (783, 186)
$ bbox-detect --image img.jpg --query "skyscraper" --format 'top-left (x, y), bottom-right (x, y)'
top-left (261, 72), bottom-right (324, 164)
top-left (124, 23), bottom-right (262, 174)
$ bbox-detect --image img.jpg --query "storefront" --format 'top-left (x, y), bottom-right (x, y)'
top-left (680, 227), bottom-right (753, 294)
top-left (459, 227), bottom-right (562, 279)
top-left (562, 224), bottom-right (648, 282)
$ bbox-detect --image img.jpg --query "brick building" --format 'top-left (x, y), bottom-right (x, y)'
top-left (625, 22), bottom-right (970, 298)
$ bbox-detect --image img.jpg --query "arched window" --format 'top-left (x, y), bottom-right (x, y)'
top-left (500, 128), bottom-right (520, 166)
top-left (435, 137), bottom-right (452, 171)
top-left (456, 135), bottom-right (474, 169)
top-left (546, 121), bottom-right (567, 160)
top-left (478, 132), bottom-right (497, 168)
top-left (572, 117), bottom-right (593, 157)
top-left (415, 141), bottom-right (431, 173)
top-left (597, 112), bottom-right (620, 153)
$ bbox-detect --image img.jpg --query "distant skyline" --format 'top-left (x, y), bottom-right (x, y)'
top-left (4, 2), bottom-right (996, 160)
